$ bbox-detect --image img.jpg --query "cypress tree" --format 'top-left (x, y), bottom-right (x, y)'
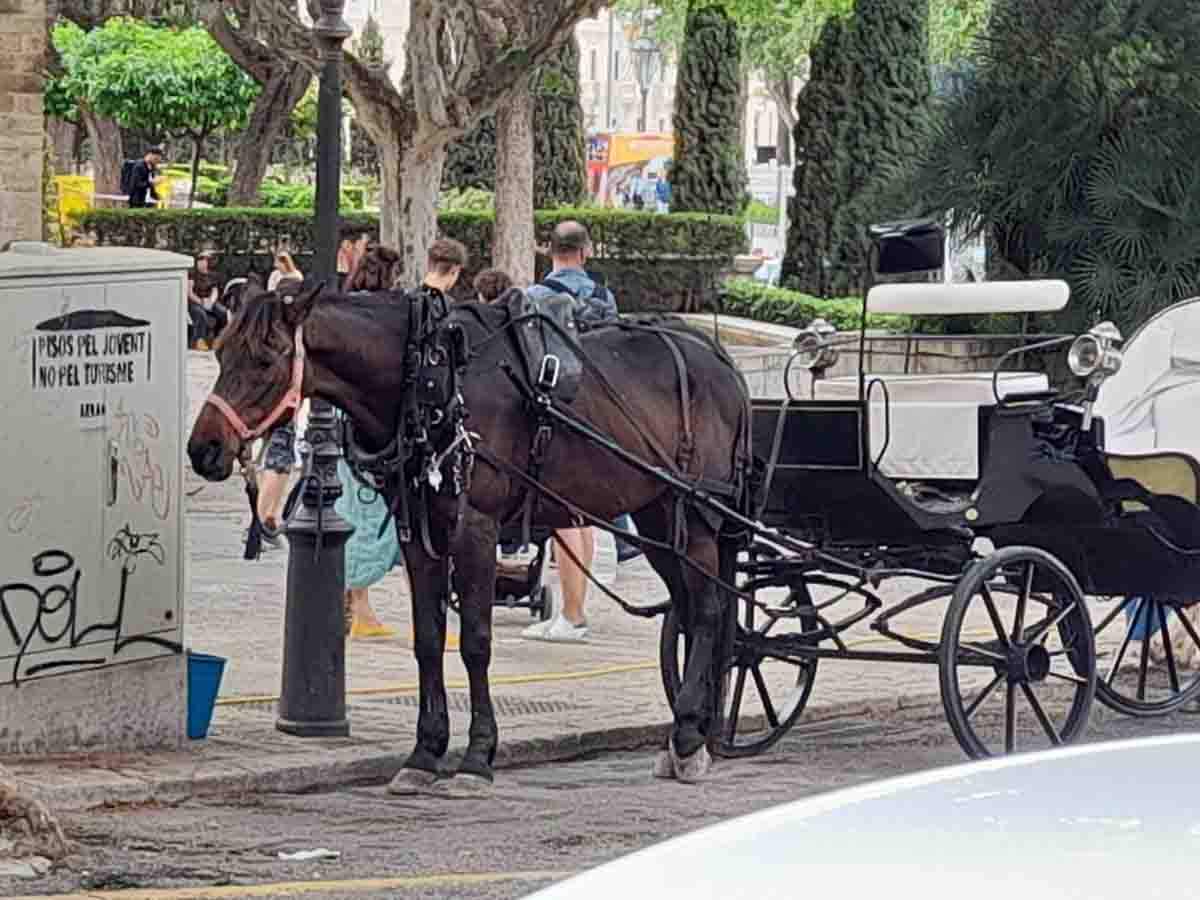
top-left (443, 118), bottom-right (497, 193)
top-left (782, 0), bottom-right (932, 296)
top-left (780, 15), bottom-right (852, 297)
top-left (532, 35), bottom-right (587, 209)
top-left (670, 3), bottom-right (745, 215)
top-left (443, 37), bottom-right (586, 209)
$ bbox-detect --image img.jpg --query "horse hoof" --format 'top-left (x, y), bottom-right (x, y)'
top-left (386, 767), bottom-right (439, 796)
top-left (436, 773), bottom-right (495, 800)
top-left (652, 749), bottom-right (675, 780)
top-left (670, 743), bottom-right (712, 784)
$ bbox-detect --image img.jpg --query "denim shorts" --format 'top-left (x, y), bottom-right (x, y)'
top-left (263, 422), bottom-right (296, 473)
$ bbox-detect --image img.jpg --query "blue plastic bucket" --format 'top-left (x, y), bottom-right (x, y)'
top-left (187, 652), bottom-right (227, 740)
top-left (1122, 597), bottom-right (1170, 642)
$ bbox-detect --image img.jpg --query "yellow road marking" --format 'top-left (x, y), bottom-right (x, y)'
top-left (217, 628), bottom-right (1001, 707)
top-left (217, 662), bottom-right (659, 707)
top-left (12, 869), bottom-right (573, 900)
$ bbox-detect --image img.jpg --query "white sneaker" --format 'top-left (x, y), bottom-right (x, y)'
top-left (498, 545), bottom-right (538, 566)
top-left (522, 613), bottom-right (588, 643)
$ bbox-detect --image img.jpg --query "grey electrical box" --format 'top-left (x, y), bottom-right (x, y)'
top-left (0, 242), bottom-right (192, 754)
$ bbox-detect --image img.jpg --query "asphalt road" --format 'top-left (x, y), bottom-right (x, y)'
top-left (12, 699), bottom-right (1200, 900)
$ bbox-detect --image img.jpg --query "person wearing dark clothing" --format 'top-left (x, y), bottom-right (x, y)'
top-left (521, 222), bottom-right (640, 646)
top-left (186, 251), bottom-right (228, 349)
top-left (128, 147), bottom-right (164, 209)
top-left (474, 268), bottom-right (514, 303)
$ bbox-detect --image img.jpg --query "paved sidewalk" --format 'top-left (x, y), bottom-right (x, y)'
top-left (7, 351), bottom-right (966, 812)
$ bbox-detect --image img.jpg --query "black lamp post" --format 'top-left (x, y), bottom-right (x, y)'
top-left (630, 35), bottom-right (661, 133)
top-left (276, 0), bottom-right (355, 739)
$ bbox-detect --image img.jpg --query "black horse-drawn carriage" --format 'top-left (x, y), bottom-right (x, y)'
top-left (191, 222), bottom-right (1200, 792)
top-left (658, 223), bottom-right (1200, 760)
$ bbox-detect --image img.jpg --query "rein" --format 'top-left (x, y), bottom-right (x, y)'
top-left (206, 324), bottom-right (307, 441)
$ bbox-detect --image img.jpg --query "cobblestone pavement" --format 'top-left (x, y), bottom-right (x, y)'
top-left (10, 697), bottom-right (1199, 900)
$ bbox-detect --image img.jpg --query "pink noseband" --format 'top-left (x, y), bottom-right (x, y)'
top-left (204, 325), bottom-right (307, 441)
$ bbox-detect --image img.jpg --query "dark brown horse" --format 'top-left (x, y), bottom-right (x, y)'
top-left (187, 283), bottom-right (751, 791)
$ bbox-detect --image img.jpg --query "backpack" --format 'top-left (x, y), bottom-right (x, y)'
top-left (120, 160), bottom-right (138, 196)
top-left (540, 272), bottom-right (617, 329)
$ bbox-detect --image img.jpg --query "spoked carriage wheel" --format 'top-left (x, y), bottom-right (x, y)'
top-left (1094, 596), bottom-right (1200, 716)
top-left (660, 588), bottom-right (819, 758)
top-left (939, 546), bottom-right (1097, 758)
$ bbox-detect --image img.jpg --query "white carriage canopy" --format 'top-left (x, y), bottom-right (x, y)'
top-left (1095, 296), bottom-right (1200, 460)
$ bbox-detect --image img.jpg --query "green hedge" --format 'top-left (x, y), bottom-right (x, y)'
top-left (76, 207), bottom-right (746, 313)
top-left (719, 278), bottom-right (908, 332)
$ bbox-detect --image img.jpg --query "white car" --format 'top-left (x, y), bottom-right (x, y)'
top-left (527, 735), bottom-right (1200, 900)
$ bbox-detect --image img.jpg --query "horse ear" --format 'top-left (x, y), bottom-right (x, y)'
top-left (281, 280), bottom-right (324, 326)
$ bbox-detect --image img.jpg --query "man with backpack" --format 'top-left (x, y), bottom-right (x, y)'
top-left (526, 220), bottom-right (617, 327)
top-left (521, 221), bottom-right (641, 645)
top-left (124, 146), bottom-right (164, 208)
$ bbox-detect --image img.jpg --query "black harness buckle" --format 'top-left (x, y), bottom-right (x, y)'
top-left (537, 354), bottom-right (562, 392)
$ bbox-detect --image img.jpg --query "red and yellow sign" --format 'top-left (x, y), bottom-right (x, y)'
top-left (587, 132), bottom-right (674, 207)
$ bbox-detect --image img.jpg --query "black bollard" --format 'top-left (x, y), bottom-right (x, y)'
top-left (276, 0), bottom-right (354, 739)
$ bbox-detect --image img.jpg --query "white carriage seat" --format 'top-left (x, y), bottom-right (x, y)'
top-left (813, 372), bottom-right (1050, 481)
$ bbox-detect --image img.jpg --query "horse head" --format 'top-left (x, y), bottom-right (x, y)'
top-left (187, 280), bottom-right (322, 481)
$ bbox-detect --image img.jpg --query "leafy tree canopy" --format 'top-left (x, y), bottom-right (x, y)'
top-left (907, 0), bottom-right (1200, 331)
top-left (616, 0), bottom-right (988, 76)
top-left (51, 18), bottom-right (259, 144)
top-left (50, 17), bottom-right (260, 205)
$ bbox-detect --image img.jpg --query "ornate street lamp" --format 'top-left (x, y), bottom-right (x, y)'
top-left (276, 0), bottom-right (355, 739)
top-left (629, 35), bottom-right (661, 133)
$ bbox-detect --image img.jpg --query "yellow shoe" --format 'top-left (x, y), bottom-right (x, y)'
top-left (350, 619), bottom-right (397, 640)
top-left (194, 339), bottom-right (210, 351)
top-left (407, 628), bottom-right (460, 652)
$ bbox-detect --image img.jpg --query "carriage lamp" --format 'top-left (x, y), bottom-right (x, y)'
top-left (1068, 321), bottom-right (1123, 380)
top-left (1070, 321), bottom-right (1123, 431)
top-left (792, 318), bottom-right (840, 375)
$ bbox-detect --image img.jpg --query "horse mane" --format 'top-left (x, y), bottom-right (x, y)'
top-left (213, 283), bottom-right (283, 356)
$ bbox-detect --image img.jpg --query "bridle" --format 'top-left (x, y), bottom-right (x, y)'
top-left (205, 325), bottom-right (307, 441)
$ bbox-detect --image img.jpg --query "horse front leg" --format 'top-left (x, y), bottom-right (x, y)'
top-left (447, 509), bottom-right (500, 794)
top-left (388, 540), bottom-right (452, 795)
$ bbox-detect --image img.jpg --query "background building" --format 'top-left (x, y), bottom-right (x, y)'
top-left (341, 0), bottom-right (409, 80)
top-left (339, 5), bottom-right (792, 176)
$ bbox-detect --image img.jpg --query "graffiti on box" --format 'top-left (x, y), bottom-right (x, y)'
top-left (0, 524), bottom-right (181, 686)
top-left (112, 399), bottom-right (172, 521)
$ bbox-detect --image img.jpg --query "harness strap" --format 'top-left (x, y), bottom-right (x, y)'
top-left (504, 313), bottom-right (684, 479)
top-left (656, 332), bottom-right (694, 470)
top-left (521, 422), bottom-right (554, 548)
top-left (551, 532), bottom-right (670, 620)
top-left (655, 332), bottom-right (695, 555)
top-left (206, 325), bottom-right (306, 441)
top-left (474, 442), bottom-right (751, 605)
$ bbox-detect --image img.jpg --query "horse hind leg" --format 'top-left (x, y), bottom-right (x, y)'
top-left (670, 541), bottom-right (724, 783)
top-left (388, 544), bottom-right (452, 796)
top-left (638, 504), bottom-right (727, 783)
top-left (639, 540), bottom-right (690, 781)
top-left (634, 502), bottom-right (694, 780)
